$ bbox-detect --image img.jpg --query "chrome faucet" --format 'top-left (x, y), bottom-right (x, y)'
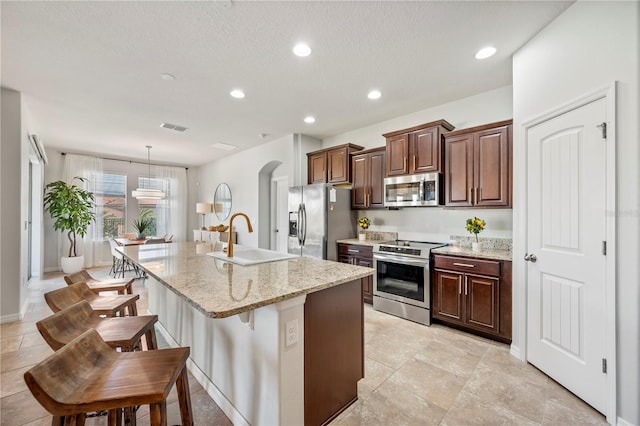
top-left (227, 212), bottom-right (253, 257)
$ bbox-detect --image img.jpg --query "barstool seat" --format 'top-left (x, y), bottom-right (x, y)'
top-left (37, 301), bottom-right (157, 352)
top-left (64, 270), bottom-right (134, 295)
top-left (44, 281), bottom-right (139, 317)
top-left (24, 329), bottom-right (193, 425)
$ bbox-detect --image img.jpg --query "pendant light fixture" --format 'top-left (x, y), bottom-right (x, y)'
top-left (132, 145), bottom-right (166, 200)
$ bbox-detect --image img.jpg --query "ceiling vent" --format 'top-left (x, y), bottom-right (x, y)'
top-left (160, 122), bottom-right (189, 132)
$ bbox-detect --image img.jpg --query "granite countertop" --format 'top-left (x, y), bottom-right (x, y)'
top-left (431, 245), bottom-right (512, 262)
top-left (121, 242), bottom-right (374, 318)
top-left (336, 238), bottom-right (381, 247)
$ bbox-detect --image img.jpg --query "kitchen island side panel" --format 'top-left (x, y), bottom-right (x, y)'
top-left (304, 279), bottom-right (364, 425)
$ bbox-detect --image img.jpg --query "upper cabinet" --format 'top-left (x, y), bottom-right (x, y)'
top-left (444, 120), bottom-right (513, 208)
top-left (351, 147), bottom-right (385, 209)
top-left (383, 119), bottom-right (455, 177)
top-left (307, 143), bottom-right (364, 185)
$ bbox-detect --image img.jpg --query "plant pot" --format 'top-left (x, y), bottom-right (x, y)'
top-left (61, 255), bottom-right (84, 274)
top-left (472, 242), bottom-right (482, 252)
top-left (359, 232), bottom-right (367, 241)
top-left (136, 233), bottom-right (146, 240)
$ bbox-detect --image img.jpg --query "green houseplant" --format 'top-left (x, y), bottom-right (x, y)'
top-left (43, 177), bottom-right (96, 273)
top-left (132, 208), bottom-right (154, 239)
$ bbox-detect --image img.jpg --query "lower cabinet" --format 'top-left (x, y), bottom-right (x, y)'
top-left (338, 243), bottom-right (373, 304)
top-left (432, 254), bottom-right (511, 343)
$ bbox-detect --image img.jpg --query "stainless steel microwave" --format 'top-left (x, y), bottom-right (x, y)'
top-left (383, 173), bottom-right (442, 207)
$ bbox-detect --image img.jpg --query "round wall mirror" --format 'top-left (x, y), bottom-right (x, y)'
top-left (214, 183), bottom-right (232, 221)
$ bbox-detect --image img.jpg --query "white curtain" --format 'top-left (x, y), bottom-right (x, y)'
top-left (155, 165), bottom-right (187, 242)
top-left (60, 154), bottom-right (104, 268)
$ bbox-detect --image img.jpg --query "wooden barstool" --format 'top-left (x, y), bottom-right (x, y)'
top-left (44, 281), bottom-right (139, 317)
top-left (24, 329), bottom-right (193, 426)
top-left (36, 301), bottom-right (157, 352)
top-left (64, 270), bottom-right (134, 295)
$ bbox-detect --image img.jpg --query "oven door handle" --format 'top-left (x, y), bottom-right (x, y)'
top-left (373, 253), bottom-right (429, 268)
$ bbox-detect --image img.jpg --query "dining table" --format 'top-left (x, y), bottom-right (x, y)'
top-left (114, 237), bottom-right (148, 246)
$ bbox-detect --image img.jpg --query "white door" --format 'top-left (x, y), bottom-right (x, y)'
top-left (272, 176), bottom-right (289, 253)
top-left (526, 98), bottom-right (607, 413)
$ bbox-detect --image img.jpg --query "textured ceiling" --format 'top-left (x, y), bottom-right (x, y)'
top-left (1, 1), bottom-right (573, 166)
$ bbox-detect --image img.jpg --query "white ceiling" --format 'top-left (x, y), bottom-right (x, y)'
top-left (1, 1), bottom-right (573, 167)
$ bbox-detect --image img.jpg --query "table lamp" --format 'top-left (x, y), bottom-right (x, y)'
top-left (196, 203), bottom-right (213, 230)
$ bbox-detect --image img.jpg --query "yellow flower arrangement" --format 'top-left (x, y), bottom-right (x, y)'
top-left (358, 217), bottom-right (371, 230)
top-left (465, 217), bottom-right (486, 242)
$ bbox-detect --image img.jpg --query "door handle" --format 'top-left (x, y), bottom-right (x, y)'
top-left (524, 253), bottom-right (537, 263)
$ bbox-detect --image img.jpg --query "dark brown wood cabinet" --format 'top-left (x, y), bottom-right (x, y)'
top-left (444, 120), bottom-right (513, 208)
top-left (352, 148), bottom-right (385, 209)
top-left (307, 143), bottom-right (364, 185)
top-left (432, 254), bottom-right (511, 343)
top-left (383, 119), bottom-right (455, 177)
top-left (338, 243), bottom-right (373, 304)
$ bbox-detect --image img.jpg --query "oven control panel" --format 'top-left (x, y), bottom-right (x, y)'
top-left (378, 246), bottom-right (422, 256)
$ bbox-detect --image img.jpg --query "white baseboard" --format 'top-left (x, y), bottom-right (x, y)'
top-left (151, 316), bottom-right (249, 426)
top-left (44, 266), bottom-right (60, 273)
top-left (510, 344), bottom-right (523, 361)
top-left (617, 416), bottom-right (636, 426)
top-left (0, 313), bottom-right (21, 324)
top-left (20, 299), bottom-right (29, 318)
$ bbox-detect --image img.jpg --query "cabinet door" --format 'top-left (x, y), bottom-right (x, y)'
top-left (445, 134), bottom-right (474, 207)
top-left (432, 270), bottom-right (464, 323)
top-left (385, 134), bottom-right (409, 176)
top-left (308, 152), bottom-right (326, 184)
top-left (351, 155), bottom-right (368, 209)
top-left (327, 147), bottom-right (349, 183)
top-left (465, 274), bottom-right (499, 333)
top-left (369, 151), bottom-right (386, 208)
top-left (356, 257), bottom-right (373, 304)
top-left (475, 126), bottom-right (510, 207)
top-left (410, 127), bottom-right (440, 173)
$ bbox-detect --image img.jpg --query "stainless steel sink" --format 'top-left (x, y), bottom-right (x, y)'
top-left (207, 245), bottom-right (297, 266)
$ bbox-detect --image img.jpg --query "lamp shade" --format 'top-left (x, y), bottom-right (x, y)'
top-left (196, 203), bottom-right (213, 214)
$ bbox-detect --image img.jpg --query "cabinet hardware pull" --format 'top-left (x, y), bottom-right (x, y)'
top-left (453, 262), bottom-right (475, 268)
top-left (404, 157), bottom-right (407, 171)
top-left (413, 156), bottom-right (416, 171)
top-left (475, 187), bottom-right (479, 204)
top-left (348, 249), bottom-right (360, 253)
top-left (465, 277), bottom-right (468, 295)
top-left (458, 279), bottom-right (462, 294)
top-left (469, 187), bottom-right (473, 204)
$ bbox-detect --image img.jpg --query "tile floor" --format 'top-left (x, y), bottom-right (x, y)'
top-left (1, 267), bottom-right (606, 425)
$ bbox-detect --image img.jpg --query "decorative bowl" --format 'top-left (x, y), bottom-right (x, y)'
top-left (217, 225), bottom-right (229, 232)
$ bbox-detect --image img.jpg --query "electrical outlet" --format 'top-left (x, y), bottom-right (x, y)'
top-left (285, 319), bottom-right (298, 347)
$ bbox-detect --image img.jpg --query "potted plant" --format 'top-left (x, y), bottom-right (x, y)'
top-left (132, 208), bottom-right (154, 240)
top-left (358, 217), bottom-right (371, 241)
top-left (465, 216), bottom-right (486, 251)
top-left (43, 177), bottom-right (96, 273)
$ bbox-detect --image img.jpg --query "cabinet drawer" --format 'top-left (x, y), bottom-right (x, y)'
top-left (433, 255), bottom-right (500, 277)
top-left (338, 244), bottom-right (372, 257)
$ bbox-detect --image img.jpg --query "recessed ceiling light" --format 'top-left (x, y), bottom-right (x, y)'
top-left (304, 116), bottom-right (316, 124)
top-left (368, 90), bottom-right (382, 100)
top-left (211, 142), bottom-right (238, 151)
top-left (230, 89), bottom-right (245, 99)
top-left (293, 43), bottom-right (312, 57)
top-left (161, 73), bottom-right (176, 81)
top-left (475, 46), bottom-right (497, 60)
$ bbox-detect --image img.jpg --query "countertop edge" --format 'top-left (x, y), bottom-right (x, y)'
top-left (431, 246), bottom-right (512, 262)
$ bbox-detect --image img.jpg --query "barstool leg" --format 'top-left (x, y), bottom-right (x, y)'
top-left (107, 408), bottom-right (122, 426)
top-left (149, 401), bottom-right (167, 426)
top-left (51, 415), bottom-right (64, 426)
top-left (176, 367), bottom-right (194, 426)
top-left (144, 328), bottom-right (158, 350)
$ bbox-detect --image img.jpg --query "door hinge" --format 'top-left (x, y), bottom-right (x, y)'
top-left (602, 241), bottom-right (607, 255)
top-left (602, 358), bottom-right (607, 374)
top-left (597, 122), bottom-right (607, 139)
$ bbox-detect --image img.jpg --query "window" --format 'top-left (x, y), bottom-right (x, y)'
top-left (137, 176), bottom-right (169, 236)
top-left (95, 173), bottom-right (127, 239)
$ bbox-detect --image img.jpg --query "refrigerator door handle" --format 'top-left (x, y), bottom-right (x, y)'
top-left (301, 203), bottom-right (307, 246)
top-left (297, 204), bottom-right (303, 245)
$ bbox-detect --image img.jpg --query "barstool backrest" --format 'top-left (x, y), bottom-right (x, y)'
top-left (44, 281), bottom-right (95, 313)
top-left (36, 301), bottom-right (99, 351)
top-left (64, 270), bottom-right (96, 286)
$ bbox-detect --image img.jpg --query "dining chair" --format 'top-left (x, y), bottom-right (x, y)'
top-left (145, 238), bottom-right (166, 245)
top-left (109, 238), bottom-right (139, 278)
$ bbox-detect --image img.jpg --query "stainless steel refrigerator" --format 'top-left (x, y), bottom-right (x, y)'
top-left (288, 183), bottom-right (356, 261)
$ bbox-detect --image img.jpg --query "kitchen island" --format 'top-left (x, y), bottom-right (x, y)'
top-left (121, 241), bottom-right (373, 426)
